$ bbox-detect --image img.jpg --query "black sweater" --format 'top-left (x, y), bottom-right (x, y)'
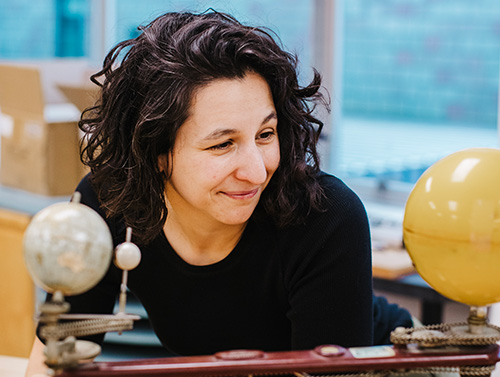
top-left (43, 172), bottom-right (374, 356)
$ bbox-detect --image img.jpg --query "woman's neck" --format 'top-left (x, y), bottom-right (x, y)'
top-left (163, 211), bottom-right (247, 266)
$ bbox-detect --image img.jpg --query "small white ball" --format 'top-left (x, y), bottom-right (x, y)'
top-left (114, 242), bottom-right (141, 271)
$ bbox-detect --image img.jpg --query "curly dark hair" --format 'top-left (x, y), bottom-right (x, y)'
top-left (80, 10), bottom-right (329, 245)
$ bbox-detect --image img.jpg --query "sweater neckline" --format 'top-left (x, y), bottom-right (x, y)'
top-left (156, 220), bottom-right (256, 273)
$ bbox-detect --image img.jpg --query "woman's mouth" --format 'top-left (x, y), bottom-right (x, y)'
top-left (222, 188), bottom-right (259, 200)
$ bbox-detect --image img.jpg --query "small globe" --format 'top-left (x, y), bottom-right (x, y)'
top-left (403, 148), bottom-right (500, 307)
top-left (23, 196), bottom-right (113, 296)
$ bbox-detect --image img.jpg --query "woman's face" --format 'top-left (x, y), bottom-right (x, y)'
top-left (160, 72), bottom-right (280, 229)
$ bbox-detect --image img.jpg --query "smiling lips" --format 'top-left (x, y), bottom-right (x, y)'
top-left (221, 188), bottom-right (259, 200)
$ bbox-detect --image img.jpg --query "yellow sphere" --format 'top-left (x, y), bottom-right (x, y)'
top-left (403, 148), bottom-right (500, 307)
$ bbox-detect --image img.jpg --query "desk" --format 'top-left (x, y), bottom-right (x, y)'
top-left (373, 273), bottom-right (450, 325)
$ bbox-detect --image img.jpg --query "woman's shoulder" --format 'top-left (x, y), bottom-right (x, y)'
top-left (75, 173), bottom-right (127, 245)
top-left (316, 171), bottom-right (368, 220)
top-left (272, 172), bottom-right (371, 287)
top-left (274, 171), bottom-right (369, 244)
top-left (75, 173), bottom-right (103, 215)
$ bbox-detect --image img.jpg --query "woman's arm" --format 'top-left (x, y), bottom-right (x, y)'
top-left (284, 176), bottom-right (374, 349)
top-left (24, 337), bottom-right (48, 377)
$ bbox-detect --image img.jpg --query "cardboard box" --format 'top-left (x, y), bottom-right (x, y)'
top-left (57, 83), bottom-right (100, 113)
top-left (0, 64), bottom-right (85, 196)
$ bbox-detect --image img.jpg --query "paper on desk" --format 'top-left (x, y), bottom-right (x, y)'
top-left (372, 248), bottom-right (415, 279)
top-left (0, 355), bottom-right (28, 377)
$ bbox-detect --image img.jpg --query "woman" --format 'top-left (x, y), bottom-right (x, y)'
top-left (26, 9), bottom-right (373, 374)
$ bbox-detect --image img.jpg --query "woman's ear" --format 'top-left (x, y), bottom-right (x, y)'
top-left (158, 154), bottom-right (168, 173)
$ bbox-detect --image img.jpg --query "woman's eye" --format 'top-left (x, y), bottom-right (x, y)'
top-left (258, 130), bottom-right (276, 140)
top-left (208, 141), bottom-right (232, 150)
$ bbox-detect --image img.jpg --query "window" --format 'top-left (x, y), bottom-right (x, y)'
top-left (0, 0), bottom-right (88, 58)
top-left (337, 0), bottom-right (499, 196)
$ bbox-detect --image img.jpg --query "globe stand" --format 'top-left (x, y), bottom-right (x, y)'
top-left (391, 306), bottom-right (500, 348)
top-left (468, 306), bottom-right (490, 335)
top-left (37, 287), bottom-right (140, 372)
top-left (389, 307), bottom-right (500, 376)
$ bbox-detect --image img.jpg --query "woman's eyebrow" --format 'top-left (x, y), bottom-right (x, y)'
top-left (201, 128), bottom-right (239, 142)
top-left (262, 111), bottom-right (278, 124)
top-left (201, 111), bottom-right (277, 142)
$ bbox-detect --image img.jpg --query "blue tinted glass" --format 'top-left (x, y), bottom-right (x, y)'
top-left (0, 0), bottom-right (88, 59)
top-left (343, 0), bottom-right (500, 127)
top-left (336, 0), bottom-right (500, 184)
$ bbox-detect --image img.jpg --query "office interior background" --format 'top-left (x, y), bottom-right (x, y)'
top-left (1, 0), bottom-right (500, 361)
top-left (1, 0), bottom-right (499, 191)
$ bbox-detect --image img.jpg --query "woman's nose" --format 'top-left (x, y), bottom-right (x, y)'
top-left (234, 145), bottom-right (267, 184)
